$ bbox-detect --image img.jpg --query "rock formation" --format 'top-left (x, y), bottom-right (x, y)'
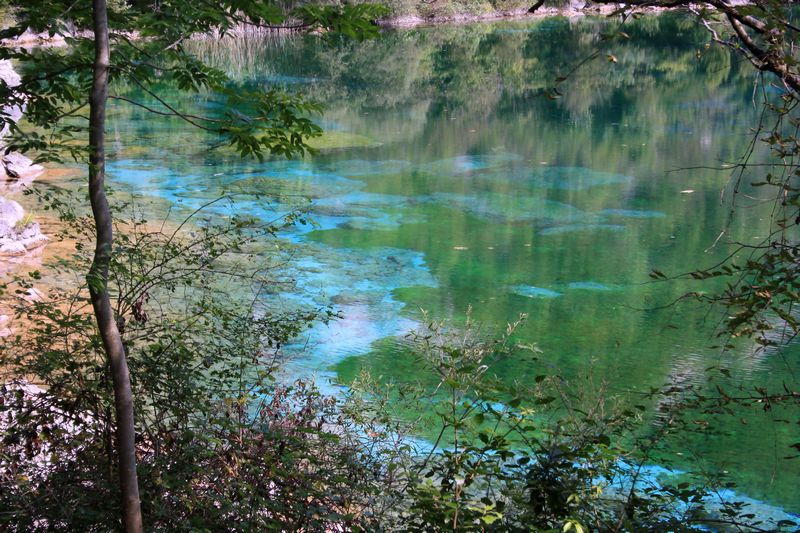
top-left (0, 61), bottom-right (48, 257)
top-left (0, 197), bottom-right (48, 255)
top-left (1, 59), bottom-right (45, 183)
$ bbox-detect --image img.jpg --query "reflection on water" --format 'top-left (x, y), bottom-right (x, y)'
top-left (105, 14), bottom-right (799, 513)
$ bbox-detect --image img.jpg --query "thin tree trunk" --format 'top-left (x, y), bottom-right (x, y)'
top-left (528, 0), bottom-right (545, 13)
top-left (89, 0), bottom-right (144, 531)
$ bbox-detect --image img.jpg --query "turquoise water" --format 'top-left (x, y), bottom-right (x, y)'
top-left (104, 15), bottom-right (799, 514)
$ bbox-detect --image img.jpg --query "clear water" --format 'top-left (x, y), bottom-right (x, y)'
top-left (103, 15), bottom-right (800, 514)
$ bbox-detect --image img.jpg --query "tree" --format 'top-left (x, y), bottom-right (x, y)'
top-left (0, 1), bottom-right (385, 530)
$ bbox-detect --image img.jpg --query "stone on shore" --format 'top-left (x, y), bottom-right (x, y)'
top-left (2, 152), bottom-right (44, 181)
top-left (0, 60), bottom-right (44, 182)
top-left (0, 59), bottom-right (22, 138)
top-left (0, 197), bottom-right (48, 255)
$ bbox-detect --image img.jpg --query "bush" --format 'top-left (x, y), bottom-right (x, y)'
top-left (0, 201), bottom-right (383, 530)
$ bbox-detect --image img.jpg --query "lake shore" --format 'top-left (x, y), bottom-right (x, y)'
top-left (377, 2), bottom-right (621, 28)
top-left (2, 1), bottom-right (741, 45)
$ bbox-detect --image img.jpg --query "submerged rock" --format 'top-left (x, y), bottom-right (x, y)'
top-left (512, 285), bottom-right (562, 298)
top-left (528, 166), bottom-right (633, 190)
top-left (420, 153), bottom-right (523, 176)
top-left (539, 223), bottom-right (625, 235)
top-left (430, 192), bottom-right (582, 223)
top-left (568, 281), bottom-right (617, 291)
top-left (599, 208), bottom-right (666, 219)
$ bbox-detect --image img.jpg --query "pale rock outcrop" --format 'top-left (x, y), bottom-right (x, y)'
top-left (0, 197), bottom-right (48, 256)
top-left (3, 152), bottom-right (44, 181)
top-left (0, 61), bottom-right (48, 256)
top-left (0, 59), bottom-right (22, 143)
top-left (0, 60), bottom-right (43, 182)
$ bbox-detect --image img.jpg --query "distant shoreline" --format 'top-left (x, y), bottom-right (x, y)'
top-left (377, 3), bottom-right (626, 29)
top-left (0, 2), bottom-right (683, 46)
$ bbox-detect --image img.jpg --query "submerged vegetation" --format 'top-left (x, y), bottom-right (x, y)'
top-left (1, 0), bottom-right (800, 531)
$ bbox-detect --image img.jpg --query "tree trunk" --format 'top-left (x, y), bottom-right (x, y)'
top-left (89, 0), bottom-right (144, 531)
top-left (528, 0), bottom-right (545, 13)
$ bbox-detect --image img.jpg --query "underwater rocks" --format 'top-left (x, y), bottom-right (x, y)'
top-left (512, 285), bottom-right (562, 298)
top-left (430, 192), bottom-right (582, 223)
top-left (527, 166), bottom-right (633, 190)
top-left (539, 223), bottom-right (625, 235)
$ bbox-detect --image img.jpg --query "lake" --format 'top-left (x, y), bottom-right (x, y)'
top-left (102, 14), bottom-right (800, 515)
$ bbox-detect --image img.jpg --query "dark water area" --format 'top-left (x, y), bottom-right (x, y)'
top-left (104, 14), bottom-right (800, 515)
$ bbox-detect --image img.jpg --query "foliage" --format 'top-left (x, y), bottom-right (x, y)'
top-left (1, 0), bottom-right (387, 529)
top-left (0, 0), bottom-right (387, 166)
top-left (342, 309), bottom-right (799, 532)
top-left (2, 0), bottom-right (800, 529)
top-left (0, 200), bottom-right (389, 530)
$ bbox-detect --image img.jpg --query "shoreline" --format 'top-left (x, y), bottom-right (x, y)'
top-left (2, 5), bottom-right (800, 525)
top-left (376, 3), bottom-right (625, 28)
top-left (1, 3), bottom-right (670, 46)
top-left (0, 0), bottom-right (759, 46)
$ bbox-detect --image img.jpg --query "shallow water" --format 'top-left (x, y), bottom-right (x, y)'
top-left (104, 15), bottom-right (799, 514)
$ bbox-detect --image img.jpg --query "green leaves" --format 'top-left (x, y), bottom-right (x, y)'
top-left (171, 57), bottom-right (227, 92)
top-left (295, 4), bottom-right (389, 41)
top-left (2, 0), bottom-right (386, 171)
top-left (219, 87), bottom-right (323, 160)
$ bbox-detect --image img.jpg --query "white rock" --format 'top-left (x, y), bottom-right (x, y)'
top-left (0, 60), bottom-right (23, 140)
top-left (0, 197), bottom-right (23, 228)
top-left (18, 221), bottom-right (41, 240)
top-left (21, 235), bottom-right (48, 251)
top-left (0, 240), bottom-right (26, 255)
top-left (0, 59), bottom-right (21, 87)
top-left (3, 152), bottom-right (44, 180)
top-left (19, 287), bottom-right (44, 302)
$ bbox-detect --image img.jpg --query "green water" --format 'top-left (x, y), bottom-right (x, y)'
top-left (104, 15), bottom-right (799, 514)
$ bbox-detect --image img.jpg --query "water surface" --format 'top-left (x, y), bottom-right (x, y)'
top-left (105, 15), bottom-right (800, 514)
